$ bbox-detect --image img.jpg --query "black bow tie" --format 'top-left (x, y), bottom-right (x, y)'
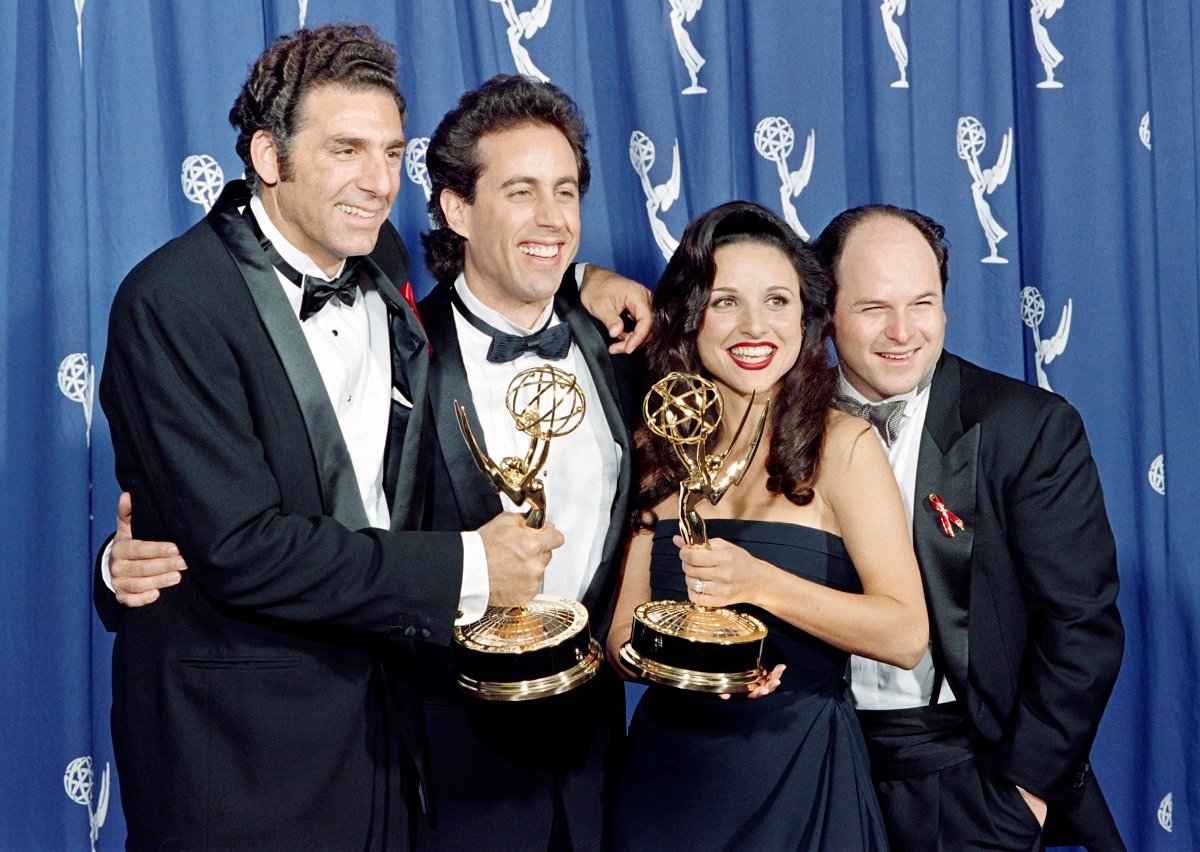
top-left (450, 288), bottom-right (572, 363)
top-left (298, 263), bottom-right (360, 321)
top-left (242, 205), bottom-right (361, 321)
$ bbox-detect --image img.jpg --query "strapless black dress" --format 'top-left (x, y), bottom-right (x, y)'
top-left (612, 519), bottom-right (888, 851)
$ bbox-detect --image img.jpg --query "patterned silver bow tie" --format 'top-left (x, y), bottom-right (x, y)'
top-left (832, 370), bottom-right (934, 447)
top-left (833, 396), bottom-right (907, 446)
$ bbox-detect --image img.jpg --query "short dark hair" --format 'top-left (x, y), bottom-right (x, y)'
top-left (634, 201), bottom-right (836, 527)
top-left (813, 204), bottom-right (950, 305)
top-left (421, 74), bottom-right (591, 282)
top-left (229, 23), bottom-right (406, 194)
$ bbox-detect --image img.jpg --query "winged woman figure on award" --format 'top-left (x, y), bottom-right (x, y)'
top-left (452, 365), bottom-right (604, 701)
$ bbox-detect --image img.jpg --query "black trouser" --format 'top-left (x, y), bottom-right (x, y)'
top-left (858, 703), bottom-right (1044, 852)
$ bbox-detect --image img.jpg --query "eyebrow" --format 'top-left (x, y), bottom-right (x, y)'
top-left (498, 175), bottom-right (580, 189)
top-left (327, 136), bottom-right (408, 150)
top-left (849, 290), bottom-right (940, 307)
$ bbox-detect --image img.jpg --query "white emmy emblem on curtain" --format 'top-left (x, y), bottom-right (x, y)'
top-left (668, 0), bottom-right (707, 95)
top-left (57, 352), bottom-right (94, 447)
top-left (490, 0), bottom-right (553, 82)
top-left (1139, 111), bottom-right (1152, 150)
top-left (1030, 0), bottom-right (1066, 88)
top-left (1147, 454), bottom-right (1165, 496)
top-left (404, 137), bottom-right (436, 226)
top-left (956, 116), bottom-right (1012, 264)
top-left (880, 0), bottom-right (908, 88)
top-left (629, 131), bottom-right (681, 261)
top-left (1019, 286), bottom-right (1071, 392)
top-left (1157, 791), bottom-right (1173, 831)
top-left (75, 0), bottom-right (85, 64)
top-left (754, 117), bottom-right (815, 239)
top-left (181, 154), bottom-right (225, 214)
top-left (298, 0), bottom-right (308, 28)
top-left (64, 756), bottom-right (109, 852)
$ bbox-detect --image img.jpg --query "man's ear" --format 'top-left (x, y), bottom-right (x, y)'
top-left (250, 130), bottom-right (282, 186)
top-left (440, 189), bottom-right (470, 240)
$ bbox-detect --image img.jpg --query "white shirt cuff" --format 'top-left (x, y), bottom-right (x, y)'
top-left (101, 538), bottom-right (115, 593)
top-left (456, 531), bottom-right (490, 625)
top-left (574, 262), bottom-right (587, 290)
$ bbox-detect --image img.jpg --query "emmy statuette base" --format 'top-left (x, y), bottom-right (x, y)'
top-left (456, 638), bottom-right (604, 701)
top-left (619, 642), bottom-right (766, 694)
top-left (454, 595), bottom-right (603, 701)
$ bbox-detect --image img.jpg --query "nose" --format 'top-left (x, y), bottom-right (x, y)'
top-left (359, 150), bottom-right (395, 197)
top-left (739, 302), bottom-right (768, 336)
top-left (884, 309), bottom-right (912, 342)
top-left (534, 190), bottom-right (567, 229)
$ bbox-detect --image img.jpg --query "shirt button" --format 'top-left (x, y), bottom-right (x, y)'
top-left (331, 329), bottom-right (339, 336)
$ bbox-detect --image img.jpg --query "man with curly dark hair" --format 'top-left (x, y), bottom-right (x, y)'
top-left (98, 25), bottom-right (574, 850)
top-left (412, 74), bottom-right (641, 851)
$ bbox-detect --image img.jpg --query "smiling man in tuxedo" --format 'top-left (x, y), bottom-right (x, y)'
top-left (95, 25), bottom-right (654, 851)
top-left (410, 73), bottom-right (639, 852)
top-left (816, 204), bottom-right (1125, 851)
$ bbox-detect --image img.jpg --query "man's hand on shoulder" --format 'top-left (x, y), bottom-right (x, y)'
top-left (110, 491), bottom-right (187, 607)
top-left (477, 513), bottom-right (564, 608)
top-left (578, 264), bottom-right (652, 355)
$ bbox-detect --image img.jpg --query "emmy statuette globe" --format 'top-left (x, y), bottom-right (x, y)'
top-left (619, 372), bottom-right (771, 693)
top-left (452, 365), bottom-right (603, 700)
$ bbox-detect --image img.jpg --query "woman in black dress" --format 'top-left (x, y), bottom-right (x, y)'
top-left (608, 201), bottom-right (927, 851)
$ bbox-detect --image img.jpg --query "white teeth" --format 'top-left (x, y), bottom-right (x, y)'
top-left (730, 345), bottom-right (774, 359)
top-left (336, 204), bottom-right (374, 219)
top-left (519, 243), bottom-right (559, 259)
top-left (880, 352), bottom-right (912, 360)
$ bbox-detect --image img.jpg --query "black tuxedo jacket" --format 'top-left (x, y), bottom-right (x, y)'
top-left (914, 351), bottom-right (1124, 847)
top-left (98, 181), bottom-right (462, 851)
top-left (410, 276), bottom-right (640, 850)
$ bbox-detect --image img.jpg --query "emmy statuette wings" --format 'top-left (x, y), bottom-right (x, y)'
top-left (619, 372), bottom-right (772, 693)
top-left (452, 365), bottom-right (604, 701)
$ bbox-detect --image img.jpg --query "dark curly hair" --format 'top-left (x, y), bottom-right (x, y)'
top-left (229, 23), bottom-right (406, 194)
top-left (813, 204), bottom-right (950, 305)
top-left (633, 201), bottom-right (837, 530)
top-left (421, 74), bottom-right (590, 282)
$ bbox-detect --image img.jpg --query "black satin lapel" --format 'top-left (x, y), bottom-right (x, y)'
top-left (357, 255), bottom-right (433, 533)
top-left (914, 421), bottom-right (979, 699)
top-left (423, 285), bottom-right (503, 529)
top-left (211, 182), bottom-right (369, 531)
top-left (556, 292), bottom-right (632, 630)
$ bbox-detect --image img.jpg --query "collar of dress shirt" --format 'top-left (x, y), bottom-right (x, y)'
top-left (453, 273), bottom-right (557, 335)
top-left (249, 194), bottom-right (349, 282)
top-left (835, 364), bottom-right (934, 417)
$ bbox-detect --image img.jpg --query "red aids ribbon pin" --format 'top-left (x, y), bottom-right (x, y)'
top-left (400, 281), bottom-right (431, 354)
top-left (928, 493), bottom-right (965, 538)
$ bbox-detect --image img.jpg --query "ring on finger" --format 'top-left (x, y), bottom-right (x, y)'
top-left (692, 579), bottom-right (706, 595)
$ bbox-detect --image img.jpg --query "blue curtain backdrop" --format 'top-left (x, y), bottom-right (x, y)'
top-left (2, 1), bottom-right (1197, 848)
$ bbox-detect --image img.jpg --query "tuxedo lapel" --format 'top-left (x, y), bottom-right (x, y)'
top-left (913, 353), bottom-right (978, 698)
top-left (555, 290), bottom-right (633, 626)
top-left (360, 255), bottom-right (433, 533)
top-left (423, 284), bottom-right (504, 529)
top-left (209, 183), bottom-right (369, 531)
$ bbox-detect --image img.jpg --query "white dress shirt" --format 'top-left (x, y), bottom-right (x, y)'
top-left (843, 367), bottom-right (956, 710)
top-left (250, 197), bottom-right (394, 528)
top-left (452, 274), bottom-right (622, 603)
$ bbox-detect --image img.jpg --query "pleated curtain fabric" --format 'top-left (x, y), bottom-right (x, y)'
top-left (1, 2), bottom-right (1195, 848)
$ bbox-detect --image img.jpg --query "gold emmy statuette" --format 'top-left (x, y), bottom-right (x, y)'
top-left (619, 372), bottom-right (771, 693)
top-left (453, 365), bottom-right (604, 701)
